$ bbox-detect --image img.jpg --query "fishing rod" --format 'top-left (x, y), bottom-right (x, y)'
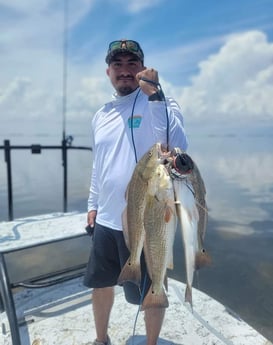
top-left (62, 0), bottom-right (69, 212)
top-left (62, 0), bottom-right (68, 143)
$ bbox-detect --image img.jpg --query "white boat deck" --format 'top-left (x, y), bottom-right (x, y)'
top-left (0, 212), bottom-right (272, 345)
top-left (1, 277), bottom-right (272, 345)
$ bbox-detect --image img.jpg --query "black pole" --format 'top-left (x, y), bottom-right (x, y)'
top-left (4, 140), bottom-right (13, 221)
top-left (62, 137), bottom-right (68, 213)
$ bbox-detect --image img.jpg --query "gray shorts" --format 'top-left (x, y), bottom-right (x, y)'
top-left (83, 222), bottom-right (151, 305)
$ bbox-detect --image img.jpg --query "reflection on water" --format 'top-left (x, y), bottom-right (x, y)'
top-left (0, 133), bottom-right (273, 341)
top-left (170, 133), bottom-right (273, 342)
top-left (170, 218), bottom-right (273, 342)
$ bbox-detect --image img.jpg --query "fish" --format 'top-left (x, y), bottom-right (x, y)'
top-left (172, 151), bottom-right (211, 307)
top-left (141, 163), bottom-right (177, 310)
top-left (187, 160), bottom-right (208, 263)
top-left (173, 179), bottom-right (199, 307)
top-left (169, 148), bottom-right (209, 256)
top-left (118, 143), bottom-right (167, 286)
top-left (119, 144), bottom-right (210, 309)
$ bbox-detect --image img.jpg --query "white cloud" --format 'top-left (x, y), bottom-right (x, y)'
top-left (179, 30), bottom-right (273, 123)
top-left (67, 76), bottom-right (112, 119)
top-left (111, 0), bottom-right (164, 13)
top-left (1, 0), bottom-right (273, 135)
top-left (0, 1), bottom-right (98, 126)
top-left (0, 77), bottom-right (62, 121)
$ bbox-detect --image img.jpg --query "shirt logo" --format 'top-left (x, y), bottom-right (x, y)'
top-left (128, 115), bottom-right (142, 128)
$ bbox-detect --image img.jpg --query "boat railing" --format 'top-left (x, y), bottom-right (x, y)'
top-left (0, 219), bottom-right (91, 345)
top-left (0, 138), bottom-right (92, 221)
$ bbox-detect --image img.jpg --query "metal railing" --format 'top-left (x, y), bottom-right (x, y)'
top-left (0, 138), bottom-right (92, 221)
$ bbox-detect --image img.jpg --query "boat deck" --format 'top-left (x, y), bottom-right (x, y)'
top-left (1, 276), bottom-right (272, 345)
top-left (0, 212), bottom-right (272, 345)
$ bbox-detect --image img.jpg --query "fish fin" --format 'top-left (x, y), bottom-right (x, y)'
top-left (118, 259), bottom-right (141, 286)
top-left (141, 286), bottom-right (169, 310)
top-left (195, 249), bottom-right (212, 269)
top-left (164, 205), bottom-right (173, 223)
top-left (185, 284), bottom-right (193, 308)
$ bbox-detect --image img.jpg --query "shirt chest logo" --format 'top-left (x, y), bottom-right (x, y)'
top-left (128, 115), bottom-right (142, 128)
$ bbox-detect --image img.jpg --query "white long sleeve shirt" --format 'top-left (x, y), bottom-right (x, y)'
top-left (87, 88), bottom-right (188, 230)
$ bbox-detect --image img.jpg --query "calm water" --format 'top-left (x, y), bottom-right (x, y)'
top-left (0, 131), bottom-right (273, 341)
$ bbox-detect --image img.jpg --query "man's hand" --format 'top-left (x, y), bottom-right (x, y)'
top-left (87, 210), bottom-right (97, 228)
top-left (136, 68), bottom-right (159, 96)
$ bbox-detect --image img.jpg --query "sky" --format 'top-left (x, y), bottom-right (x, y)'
top-left (1, 0), bottom-right (273, 141)
top-left (0, 0), bottom-right (273, 235)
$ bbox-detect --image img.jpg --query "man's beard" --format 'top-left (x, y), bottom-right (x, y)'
top-left (116, 85), bottom-right (136, 96)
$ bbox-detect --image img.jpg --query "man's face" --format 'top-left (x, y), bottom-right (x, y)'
top-left (106, 53), bottom-right (145, 96)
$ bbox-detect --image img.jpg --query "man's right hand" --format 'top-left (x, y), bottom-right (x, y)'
top-left (87, 210), bottom-right (97, 228)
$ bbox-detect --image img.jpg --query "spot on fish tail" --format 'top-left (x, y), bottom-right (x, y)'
top-left (195, 249), bottom-right (212, 270)
top-left (141, 286), bottom-right (169, 310)
top-left (118, 259), bottom-right (141, 286)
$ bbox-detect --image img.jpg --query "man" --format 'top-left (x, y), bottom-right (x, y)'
top-left (84, 39), bottom-right (188, 345)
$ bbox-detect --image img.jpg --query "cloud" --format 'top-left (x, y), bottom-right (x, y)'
top-left (1, 0), bottom-right (273, 135)
top-left (0, 1), bottom-right (98, 126)
top-left (67, 76), bottom-right (112, 119)
top-left (111, 0), bottom-right (164, 13)
top-left (0, 1), bottom-right (94, 82)
top-left (0, 77), bottom-right (63, 122)
top-left (179, 30), bottom-right (273, 123)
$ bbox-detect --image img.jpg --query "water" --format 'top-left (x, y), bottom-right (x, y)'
top-left (0, 131), bottom-right (273, 341)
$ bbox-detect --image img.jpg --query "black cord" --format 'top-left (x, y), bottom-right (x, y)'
top-left (130, 88), bottom-right (141, 164)
top-left (131, 273), bottom-right (148, 345)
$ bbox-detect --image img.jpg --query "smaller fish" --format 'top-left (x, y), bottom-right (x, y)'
top-left (174, 179), bottom-right (199, 306)
top-left (171, 150), bottom-right (211, 307)
top-left (169, 148), bottom-right (210, 265)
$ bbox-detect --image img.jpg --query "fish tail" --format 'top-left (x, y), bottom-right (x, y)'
top-left (118, 259), bottom-right (141, 286)
top-left (185, 284), bottom-right (193, 307)
top-left (141, 286), bottom-right (169, 310)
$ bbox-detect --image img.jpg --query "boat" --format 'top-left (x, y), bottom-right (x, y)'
top-left (0, 212), bottom-right (272, 345)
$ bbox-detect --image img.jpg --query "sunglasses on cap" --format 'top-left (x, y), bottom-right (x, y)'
top-left (105, 40), bottom-right (144, 64)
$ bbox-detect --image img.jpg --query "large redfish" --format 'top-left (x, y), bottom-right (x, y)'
top-left (141, 163), bottom-right (177, 310)
top-left (118, 143), bottom-right (167, 286)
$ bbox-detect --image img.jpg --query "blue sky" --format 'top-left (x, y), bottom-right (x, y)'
top-left (1, 1), bottom-right (273, 232)
top-left (1, 0), bottom-right (273, 139)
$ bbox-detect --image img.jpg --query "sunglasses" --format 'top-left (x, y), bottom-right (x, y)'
top-left (106, 40), bottom-right (144, 63)
top-left (108, 40), bottom-right (141, 52)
